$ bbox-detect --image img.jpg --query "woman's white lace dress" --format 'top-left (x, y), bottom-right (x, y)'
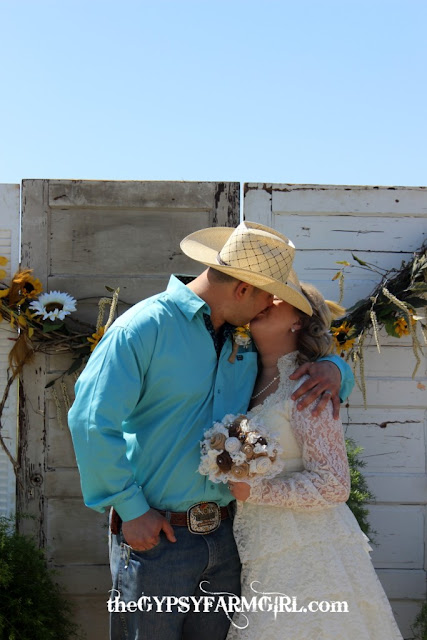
top-left (227, 352), bottom-right (403, 640)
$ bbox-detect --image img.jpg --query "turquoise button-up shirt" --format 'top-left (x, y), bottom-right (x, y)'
top-left (68, 276), bottom-right (354, 522)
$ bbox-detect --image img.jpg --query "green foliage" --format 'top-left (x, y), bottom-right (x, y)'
top-left (0, 517), bottom-right (83, 640)
top-left (382, 315), bottom-right (400, 338)
top-left (332, 243), bottom-right (426, 344)
top-left (345, 438), bottom-right (376, 542)
top-left (411, 601), bottom-right (427, 640)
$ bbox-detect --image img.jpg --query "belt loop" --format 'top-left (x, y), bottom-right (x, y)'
top-left (227, 500), bottom-right (236, 520)
top-left (165, 510), bottom-right (171, 523)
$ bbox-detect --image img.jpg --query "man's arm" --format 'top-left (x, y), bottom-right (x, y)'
top-left (68, 323), bottom-right (176, 550)
top-left (68, 325), bottom-right (150, 520)
top-left (289, 355), bottom-right (354, 419)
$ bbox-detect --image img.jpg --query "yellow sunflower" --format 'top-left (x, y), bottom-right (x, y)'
top-left (20, 275), bottom-right (43, 299)
top-left (233, 324), bottom-right (251, 347)
top-left (13, 270), bottom-right (43, 299)
top-left (394, 312), bottom-right (416, 337)
top-left (6, 269), bottom-right (43, 305)
top-left (0, 255), bottom-right (8, 280)
top-left (87, 326), bottom-right (105, 352)
top-left (332, 321), bottom-right (356, 352)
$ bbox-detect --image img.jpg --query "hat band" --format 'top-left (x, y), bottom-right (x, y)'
top-left (216, 253), bottom-right (229, 266)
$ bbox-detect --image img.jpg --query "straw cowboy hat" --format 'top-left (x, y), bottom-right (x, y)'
top-left (180, 221), bottom-right (312, 315)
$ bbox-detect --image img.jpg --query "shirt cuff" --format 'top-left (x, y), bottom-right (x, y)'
top-left (114, 491), bottom-right (151, 522)
top-left (318, 354), bottom-right (355, 402)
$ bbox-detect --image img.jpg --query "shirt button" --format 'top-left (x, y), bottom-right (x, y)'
top-left (217, 389), bottom-right (221, 394)
top-left (210, 484), bottom-right (215, 490)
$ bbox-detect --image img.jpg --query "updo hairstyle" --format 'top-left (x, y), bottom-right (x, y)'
top-left (296, 283), bottom-right (345, 365)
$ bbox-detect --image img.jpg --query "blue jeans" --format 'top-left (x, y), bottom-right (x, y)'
top-left (108, 517), bottom-right (241, 640)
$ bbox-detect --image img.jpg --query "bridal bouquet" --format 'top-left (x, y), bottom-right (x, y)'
top-left (199, 413), bottom-right (284, 485)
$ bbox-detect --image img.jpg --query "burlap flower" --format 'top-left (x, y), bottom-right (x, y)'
top-left (230, 462), bottom-right (250, 478)
top-left (224, 437), bottom-right (241, 454)
top-left (210, 432), bottom-right (227, 451)
top-left (241, 443), bottom-right (255, 460)
top-left (216, 451), bottom-right (233, 471)
top-left (251, 457), bottom-right (272, 474)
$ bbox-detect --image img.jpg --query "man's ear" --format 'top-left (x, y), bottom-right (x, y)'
top-left (233, 281), bottom-right (251, 300)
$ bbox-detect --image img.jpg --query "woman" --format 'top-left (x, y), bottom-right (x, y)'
top-left (227, 280), bottom-right (403, 640)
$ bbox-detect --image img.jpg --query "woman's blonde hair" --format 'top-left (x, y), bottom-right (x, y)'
top-left (296, 283), bottom-right (344, 365)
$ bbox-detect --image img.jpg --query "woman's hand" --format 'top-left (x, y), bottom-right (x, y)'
top-left (228, 481), bottom-right (251, 502)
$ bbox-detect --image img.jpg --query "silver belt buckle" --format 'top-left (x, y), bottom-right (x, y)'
top-left (187, 502), bottom-right (221, 535)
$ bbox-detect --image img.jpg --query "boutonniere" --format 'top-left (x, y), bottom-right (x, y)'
top-left (228, 325), bottom-right (252, 363)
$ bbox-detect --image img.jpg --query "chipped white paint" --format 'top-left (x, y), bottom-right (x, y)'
top-left (244, 183), bottom-right (427, 639)
top-left (0, 184), bottom-right (20, 517)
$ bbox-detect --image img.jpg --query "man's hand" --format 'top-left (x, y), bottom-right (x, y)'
top-left (289, 361), bottom-right (341, 419)
top-left (121, 508), bottom-right (177, 551)
top-left (228, 481), bottom-right (251, 502)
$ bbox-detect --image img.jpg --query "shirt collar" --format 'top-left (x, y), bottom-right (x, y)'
top-left (167, 275), bottom-right (210, 321)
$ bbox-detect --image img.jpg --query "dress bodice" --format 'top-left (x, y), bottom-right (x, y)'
top-left (241, 349), bottom-right (351, 511)
top-left (249, 352), bottom-right (303, 473)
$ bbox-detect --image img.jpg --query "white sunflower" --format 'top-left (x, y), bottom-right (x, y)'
top-left (29, 290), bottom-right (77, 321)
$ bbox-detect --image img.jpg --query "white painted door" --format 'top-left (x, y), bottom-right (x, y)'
top-left (244, 183), bottom-right (427, 638)
top-left (0, 184), bottom-right (20, 517)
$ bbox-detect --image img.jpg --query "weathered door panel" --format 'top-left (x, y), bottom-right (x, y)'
top-left (19, 179), bottom-right (240, 639)
top-left (0, 184), bottom-right (20, 517)
top-left (244, 183), bottom-right (427, 638)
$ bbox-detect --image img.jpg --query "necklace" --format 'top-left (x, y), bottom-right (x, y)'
top-left (251, 375), bottom-right (280, 399)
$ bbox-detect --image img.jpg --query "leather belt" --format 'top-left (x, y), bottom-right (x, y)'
top-left (110, 503), bottom-right (230, 536)
top-left (159, 506), bottom-right (229, 527)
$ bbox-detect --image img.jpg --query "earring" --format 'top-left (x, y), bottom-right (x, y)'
top-left (291, 328), bottom-right (296, 333)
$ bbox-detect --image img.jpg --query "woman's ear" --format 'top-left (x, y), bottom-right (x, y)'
top-left (292, 316), bottom-right (303, 332)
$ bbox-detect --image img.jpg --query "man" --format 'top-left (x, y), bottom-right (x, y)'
top-left (68, 221), bottom-right (354, 640)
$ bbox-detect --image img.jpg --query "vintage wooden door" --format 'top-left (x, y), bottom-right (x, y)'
top-left (244, 183), bottom-right (427, 638)
top-left (18, 179), bottom-right (240, 637)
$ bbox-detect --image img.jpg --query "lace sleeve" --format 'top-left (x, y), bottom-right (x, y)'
top-left (246, 399), bottom-right (350, 509)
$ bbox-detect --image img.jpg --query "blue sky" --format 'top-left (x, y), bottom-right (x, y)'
top-left (0, 0), bottom-right (426, 187)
